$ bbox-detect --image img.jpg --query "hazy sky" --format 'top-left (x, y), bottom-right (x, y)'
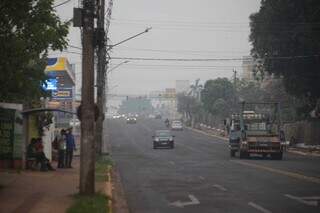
top-left (51, 0), bottom-right (261, 95)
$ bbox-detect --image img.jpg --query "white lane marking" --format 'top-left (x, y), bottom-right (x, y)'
top-left (169, 194), bottom-right (200, 208)
top-left (285, 194), bottom-right (319, 207)
top-left (199, 176), bottom-right (205, 180)
top-left (213, 184), bottom-right (227, 192)
top-left (169, 161), bottom-right (175, 166)
top-left (248, 202), bottom-right (272, 213)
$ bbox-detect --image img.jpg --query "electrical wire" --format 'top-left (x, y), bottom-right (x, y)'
top-left (111, 55), bottom-right (320, 62)
top-left (53, 0), bottom-right (72, 8)
top-left (68, 44), bottom-right (82, 50)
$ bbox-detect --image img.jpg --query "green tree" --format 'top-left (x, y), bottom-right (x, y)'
top-left (0, 0), bottom-right (69, 103)
top-left (238, 80), bottom-right (264, 103)
top-left (177, 94), bottom-right (201, 125)
top-left (201, 78), bottom-right (235, 116)
top-left (249, 0), bottom-right (320, 114)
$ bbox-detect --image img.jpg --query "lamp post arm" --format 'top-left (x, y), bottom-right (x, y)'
top-left (107, 27), bottom-right (152, 51)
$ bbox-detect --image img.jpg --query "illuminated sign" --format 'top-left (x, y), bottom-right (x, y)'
top-left (42, 79), bottom-right (58, 91)
top-left (52, 88), bottom-right (73, 100)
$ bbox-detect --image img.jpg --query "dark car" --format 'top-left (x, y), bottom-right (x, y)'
top-left (155, 114), bottom-right (162, 119)
top-left (152, 130), bottom-right (174, 149)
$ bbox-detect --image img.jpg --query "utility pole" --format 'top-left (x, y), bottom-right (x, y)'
top-left (233, 69), bottom-right (237, 108)
top-left (80, 0), bottom-right (96, 195)
top-left (95, 0), bottom-right (106, 155)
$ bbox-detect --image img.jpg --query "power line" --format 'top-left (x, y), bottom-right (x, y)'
top-left (112, 18), bottom-right (320, 26)
top-left (111, 57), bottom-right (244, 62)
top-left (68, 44), bottom-right (82, 50)
top-left (113, 46), bottom-right (248, 54)
top-left (53, 0), bottom-right (72, 8)
top-left (111, 54), bottom-right (320, 62)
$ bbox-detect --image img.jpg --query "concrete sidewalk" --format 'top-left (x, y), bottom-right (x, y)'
top-left (0, 158), bottom-right (80, 213)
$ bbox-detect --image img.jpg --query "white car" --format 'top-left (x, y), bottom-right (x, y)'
top-left (171, 120), bottom-right (183, 131)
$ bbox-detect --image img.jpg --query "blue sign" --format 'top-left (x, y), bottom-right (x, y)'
top-left (42, 79), bottom-right (58, 91)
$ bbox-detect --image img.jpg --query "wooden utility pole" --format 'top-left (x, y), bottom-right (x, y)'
top-left (80, 0), bottom-right (96, 195)
top-left (95, 0), bottom-right (106, 154)
top-left (96, 0), bottom-right (114, 154)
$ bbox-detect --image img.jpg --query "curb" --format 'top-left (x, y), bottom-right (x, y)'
top-left (186, 126), bottom-right (320, 157)
top-left (186, 126), bottom-right (228, 141)
top-left (111, 168), bottom-right (130, 213)
top-left (105, 166), bottom-right (113, 213)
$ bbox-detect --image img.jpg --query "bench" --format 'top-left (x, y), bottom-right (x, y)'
top-left (26, 157), bottom-right (39, 170)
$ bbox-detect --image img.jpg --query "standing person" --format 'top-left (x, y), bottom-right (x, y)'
top-left (65, 128), bottom-right (76, 168)
top-left (57, 129), bottom-right (67, 168)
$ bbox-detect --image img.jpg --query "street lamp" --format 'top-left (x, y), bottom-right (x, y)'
top-left (107, 60), bottom-right (129, 74)
top-left (106, 27), bottom-right (152, 51)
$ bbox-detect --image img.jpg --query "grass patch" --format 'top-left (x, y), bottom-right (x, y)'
top-left (95, 155), bottom-right (113, 182)
top-left (67, 193), bottom-right (109, 213)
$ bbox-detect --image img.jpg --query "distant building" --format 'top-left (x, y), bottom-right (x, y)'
top-left (241, 56), bottom-right (254, 81)
top-left (175, 80), bottom-right (190, 94)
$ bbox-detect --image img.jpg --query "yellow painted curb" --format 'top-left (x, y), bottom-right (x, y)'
top-left (231, 160), bottom-right (320, 184)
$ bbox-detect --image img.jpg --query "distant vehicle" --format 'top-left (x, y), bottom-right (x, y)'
top-left (165, 118), bottom-right (170, 127)
top-left (229, 102), bottom-right (285, 160)
top-left (148, 114), bottom-right (156, 119)
top-left (171, 120), bottom-right (183, 131)
top-left (112, 115), bottom-right (121, 119)
top-left (69, 119), bottom-right (80, 127)
top-left (126, 117), bottom-right (137, 124)
top-left (152, 130), bottom-right (175, 149)
top-left (155, 114), bottom-right (162, 119)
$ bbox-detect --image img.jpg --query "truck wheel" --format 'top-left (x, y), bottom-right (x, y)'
top-left (273, 152), bottom-right (283, 160)
top-left (230, 150), bottom-right (236, 157)
top-left (275, 152), bottom-right (283, 160)
top-left (239, 151), bottom-right (248, 159)
top-left (171, 142), bottom-right (174, 149)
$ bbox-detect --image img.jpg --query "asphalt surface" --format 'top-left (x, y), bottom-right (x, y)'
top-left (108, 118), bottom-right (320, 213)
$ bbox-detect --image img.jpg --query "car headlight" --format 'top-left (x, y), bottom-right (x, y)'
top-left (169, 137), bottom-right (173, 141)
top-left (155, 138), bottom-right (159, 142)
top-left (242, 141), bottom-right (248, 145)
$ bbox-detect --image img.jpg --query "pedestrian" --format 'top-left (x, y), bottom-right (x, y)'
top-left (65, 128), bottom-right (76, 168)
top-left (34, 138), bottom-right (55, 171)
top-left (57, 129), bottom-right (67, 168)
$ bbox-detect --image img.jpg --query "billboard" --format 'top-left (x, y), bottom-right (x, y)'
top-left (52, 88), bottom-right (73, 100)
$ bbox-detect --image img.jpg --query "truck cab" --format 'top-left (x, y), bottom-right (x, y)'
top-left (229, 102), bottom-right (285, 160)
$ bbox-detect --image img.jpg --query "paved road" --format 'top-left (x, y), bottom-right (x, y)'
top-left (108, 118), bottom-right (320, 213)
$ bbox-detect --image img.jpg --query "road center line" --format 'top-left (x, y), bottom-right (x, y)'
top-left (248, 202), bottom-right (272, 213)
top-left (198, 176), bottom-right (205, 180)
top-left (231, 160), bottom-right (320, 184)
top-left (285, 194), bottom-right (319, 207)
top-left (169, 161), bottom-right (175, 166)
top-left (213, 184), bottom-right (227, 192)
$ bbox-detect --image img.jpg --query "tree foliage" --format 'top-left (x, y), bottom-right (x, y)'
top-left (177, 94), bottom-right (200, 117)
top-left (249, 0), bottom-right (320, 111)
top-left (0, 0), bottom-right (69, 103)
top-left (201, 78), bottom-right (235, 116)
